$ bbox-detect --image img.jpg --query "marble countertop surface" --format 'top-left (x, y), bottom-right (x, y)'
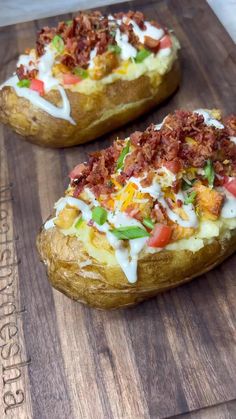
top-left (0, 0), bottom-right (235, 42)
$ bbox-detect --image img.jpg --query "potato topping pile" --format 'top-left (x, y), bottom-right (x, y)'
top-left (36, 11), bottom-right (169, 69)
top-left (70, 110), bottom-right (236, 195)
top-left (16, 10), bottom-right (173, 83)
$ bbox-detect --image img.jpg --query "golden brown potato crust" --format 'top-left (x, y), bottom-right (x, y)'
top-left (36, 225), bottom-right (236, 309)
top-left (0, 61), bottom-right (180, 147)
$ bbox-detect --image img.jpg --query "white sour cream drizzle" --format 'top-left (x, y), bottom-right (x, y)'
top-left (221, 190), bottom-right (236, 218)
top-left (88, 47), bottom-right (98, 68)
top-left (230, 136), bottom-right (236, 144)
top-left (17, 52), bottom-right (36, 70)
top-left (129, 176), bottom-right (161, 199)
top-left (0, 46), bottom-right (75, 124)
top-left (107, 212), bottom-right (147, 283)
top-left (45, 193), bottom-right (148, 283)
top-left (115, 29), bottom-right (137, 60)
top-left (159, 189), bottom-right (199, 228)
top-left (125, 19), bottom-right (164, 44)
top-left (158, 48), bottom-right (171, 57)
top-left (154, 122), bottom-right (163, 130)
top-left (194, 109), bottom-right (224, 129)
top-left (154, 115), bottom-right (168, 131)
top-left (108, 14), bottom-right (169, 61)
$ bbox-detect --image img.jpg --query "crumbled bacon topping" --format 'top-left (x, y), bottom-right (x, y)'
top-left (35, 10), bottom-right (166, 70)
top-left (37, 12), bottom-right (114, 69)
top-left (70, 110), bottom-right (236, 198)
top-left (223, 115), bottom-right (236, 136)
top-left (16, 64), bottom-right (38, 81)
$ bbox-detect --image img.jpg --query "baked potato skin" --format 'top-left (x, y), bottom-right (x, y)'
top-left (0, 61), bottom-right (180, 148)
top-left (37, 225), bottom-right (236, 310)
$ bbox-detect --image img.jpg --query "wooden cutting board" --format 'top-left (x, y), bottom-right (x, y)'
top-left (0, 0), bottom-right (236, 418)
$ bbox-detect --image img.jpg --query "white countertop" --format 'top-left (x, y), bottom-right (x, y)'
top-left (0, 0), bottom-right (235, 42)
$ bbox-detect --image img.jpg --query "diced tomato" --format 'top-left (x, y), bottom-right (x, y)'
top-left (63, 73), bottom-right (81, 85)
top-left (159, 35), bottom-right (172, 49)
top-left (69, 163), bottom-right (86, 180)
top-left (147, 224), bottom-right (172, 248)
top-left (224, 178), bottom-right (236, 197)
top-left (30, 79), bottom-right (44, 95)
top-left (164, 160), bottom-right (181, 174)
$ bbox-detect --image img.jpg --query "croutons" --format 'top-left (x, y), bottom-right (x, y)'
top-left (194, 182), bottom-right (224, 220)
top-left (54, 206), bottom-right (79, 229)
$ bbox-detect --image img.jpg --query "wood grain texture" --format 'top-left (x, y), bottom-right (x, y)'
top-left (174, 400), bottom-right (236, 418)
top-left (0, 0), bottom-right (236, 418)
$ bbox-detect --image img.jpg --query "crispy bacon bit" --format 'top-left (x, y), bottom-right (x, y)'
top-left (172, 179), bottom-right (180, 194)
top-left (69, 163), bottom-right (87, 180)
top-left (224, 115), bottom-right (236, 136)
top-left (176, 199), bottom-right (183, 207)
top-left (125, 205), bottom-right (142, 220)
top-left (70, 110), bottom-right (236, 197)
top-left (151, 203), bottom-right (167, 224)
top-left (140, 172), bottom-right (155, 187)
top-left (16, 64), bottom-right (38, 81)
top-left (144, 36), bottom-right (160, 51)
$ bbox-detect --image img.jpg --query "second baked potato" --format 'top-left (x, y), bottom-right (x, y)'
top-left (0, 11), bottom-right (180, 147)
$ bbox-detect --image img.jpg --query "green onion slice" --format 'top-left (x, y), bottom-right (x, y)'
top-left (184, 191), bottom-right (197, 205)
top-left (92, 206), bottom-right (108, 225)
top-left (204, 159), bottom-right (215, 186)
top-left (52, 35), bottom-right (64, 54)
top-left (75, 217), bottom-right (83, 229)
top-left (108, 44), bottom-right (121, 54)
top-left (110, 30), bottom-right (116, 38)
top-left (143, 218), bottom-right (155, 230)
top-left (107, 180), bottom-right (113, 188)
top-left (116, 141), bottom-right (130, 171)
top-left (66, 20), bottom-right (73, 26)
top-left (17, 79), bottom-right (30, 88)
top-left (111, 226), bottom-right (150, 240)
top-left (135, 48), bottom-right (151, 63)
top-left (182, 178), bottom-right (196, 191)
top-left (73, 67), bottom-right (88, 78)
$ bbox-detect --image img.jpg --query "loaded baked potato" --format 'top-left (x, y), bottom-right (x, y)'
top-left (0, 11), bottom-right (180, 147)
top-left (37, 109), bottom-right (236, 309)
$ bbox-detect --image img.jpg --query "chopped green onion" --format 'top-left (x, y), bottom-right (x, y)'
top-left (110, 30), bottom-right (116, 38)
top-left (182, 179), bottom-right (196, 191)
top-left (116, 141), bottom-right (130, 171)
top-left (92, 206), bottom-right (108, 225)
top-left (108, 44), bottom-right (121, 54)
top-left (107, 180), bottom-right (113, 188)
top-left (75, 217), bottom-right (83, 229)
top-left (143, 218), bottom-right (155, 230)
top-left (184, 191), bottom-right (197, 205)
top-left (111, 226), bottom-right (150, 240)
top-left (135, 48), bottom-right (151, 63)
top-left (17, 79), bottom-right (30, 88)
top-left (66, 20), bottom-right (73, 26)
top-left (52, 35), bottom-right (64, 54)
top-left (204, 159), bottom-right (215, 186)
top-left (73, 67), bottom-right (88, 78)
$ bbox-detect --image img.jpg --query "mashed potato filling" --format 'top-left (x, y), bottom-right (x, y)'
top-left (60, 215), bottom-right (236, 262)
